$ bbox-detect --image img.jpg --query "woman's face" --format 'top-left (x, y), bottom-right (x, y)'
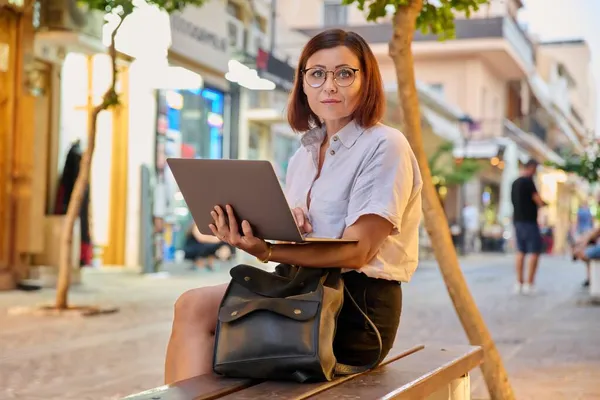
top-left (302, 46), bottom-right (362, 125)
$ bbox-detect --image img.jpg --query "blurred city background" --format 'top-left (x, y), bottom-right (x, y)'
top-left (1, 0), bottom-right (599, 399)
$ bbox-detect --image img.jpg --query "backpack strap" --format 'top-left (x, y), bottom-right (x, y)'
top-left (334, 285), bottom-right (383, 375)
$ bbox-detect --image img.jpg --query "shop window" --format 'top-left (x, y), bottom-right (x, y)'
top-left (248, 123), bottom-right (262, 160)
top-left (248, 90), bottom-right (261, 109)
top-left (154, 86), bottom-right (226, 262)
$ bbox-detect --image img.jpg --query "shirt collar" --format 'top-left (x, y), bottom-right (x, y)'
top-left (300, 120), bottom-right (366, 149)
top-left (336, 120), bottom-right (366, 148)
top-left (300, 125), bottom-right (326, 148)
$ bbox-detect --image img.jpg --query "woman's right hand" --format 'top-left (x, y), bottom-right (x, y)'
top-left (291, 207), bottom-right (313, 235)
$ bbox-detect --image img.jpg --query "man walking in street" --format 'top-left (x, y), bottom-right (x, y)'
top-left (511, 160), bottom-right (547, 295)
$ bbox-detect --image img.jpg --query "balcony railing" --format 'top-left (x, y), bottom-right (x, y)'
top-left (465, 119), bottom-right (504, 141)
top-left (464, 115), bottom-right (547, 144)
top-left (298, 16), bottom-right (534, 72)
top-left (502, 16), bottom-right (534, 72)
top-left (507, 115), bottom-right (548, 142)
top-left (413, 16), bottom-right (534, 71)
top-left (528, 73), bottom-right (553, 111)
top-left (548, 78), bottom-right (572, 116)
top-left (526, 73), bottom-right (584, 151)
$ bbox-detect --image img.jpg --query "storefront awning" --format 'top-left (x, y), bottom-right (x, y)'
top-left (503, 119), bottom-right (564, 165)
top-left (385, 81), bottom-right (467, 121)
top-left (420, 106), bottom-right (462, 143)
top-left (385, 81), bottom-right (468, 145)
top-left (452, 136), bottom-right (532, 163)
top-left (453, 140), bottom-right (502, 159)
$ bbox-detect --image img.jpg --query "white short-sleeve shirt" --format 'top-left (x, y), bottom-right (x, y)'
top-left (284, 120), bottom-right (423, 282)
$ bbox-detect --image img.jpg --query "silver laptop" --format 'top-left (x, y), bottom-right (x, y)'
top-left (166, 158), bottom-right (357, 244)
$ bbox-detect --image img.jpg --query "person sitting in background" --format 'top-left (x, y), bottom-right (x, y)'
top-left (573, 223), bottom-right (600, 288)
top-left (183, 223), bottom-right (233, 271)
top-left (576, 201), bottom-right (594, 236)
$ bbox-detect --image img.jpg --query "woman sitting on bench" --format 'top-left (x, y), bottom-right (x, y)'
top-left (164, 29), bottom-right (423, 384)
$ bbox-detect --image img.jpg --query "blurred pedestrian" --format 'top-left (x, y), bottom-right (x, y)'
top-left (511, 160), bottom-right (547, 295)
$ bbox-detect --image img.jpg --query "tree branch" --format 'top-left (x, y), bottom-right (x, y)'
top-left (109, 15), bottom-right (126, 95)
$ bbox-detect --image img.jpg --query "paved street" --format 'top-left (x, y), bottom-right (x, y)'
top-left (0, 253), bottom-right (599, 400)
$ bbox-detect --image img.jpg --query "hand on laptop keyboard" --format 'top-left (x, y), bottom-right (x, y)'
top-left (291, 207), bottom-right (313, 235)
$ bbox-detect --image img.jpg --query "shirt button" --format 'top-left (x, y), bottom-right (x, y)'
top-left (330, 150), bottom-right (335, 156)
top-left (333, 136), bottom-right (338, 142)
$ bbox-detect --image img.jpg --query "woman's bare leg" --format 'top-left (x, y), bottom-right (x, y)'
top-left (164, 283), bottom-right (228, 384)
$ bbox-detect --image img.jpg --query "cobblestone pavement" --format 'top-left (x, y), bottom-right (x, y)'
top-left (0, 253), bottom-right (599, 400)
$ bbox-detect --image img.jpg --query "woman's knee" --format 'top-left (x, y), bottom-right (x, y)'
top-left (173, 284), bottom-right (227, 329)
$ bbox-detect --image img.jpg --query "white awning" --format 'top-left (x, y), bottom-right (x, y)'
top-left (420, 106), bottom-right (463, 143)
top-left (453, 140), bottom-right (501, 159)
top-left (453, 136), bottom-right (533, 162)
top-left (504, 119), bottom-right (564, 165)
top-left (385, 80), bottom-right (467, 121)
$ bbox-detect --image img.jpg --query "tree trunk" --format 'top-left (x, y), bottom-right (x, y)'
top-left (55, 106), bottom-right (102, 309)
top-left (55, 21), bottom-right (123, 309)
top-left (390, 3), bottom-right (515, 400)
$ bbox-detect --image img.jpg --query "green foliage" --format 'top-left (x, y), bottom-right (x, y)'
top-left (429, 141), bottom-right (481, 187)
top-left (341, 0), bottom-right (489, 39)
top-left (79, 0), bottom-right (206, 16)
top-left (545, 151), bottom-right (600, 184)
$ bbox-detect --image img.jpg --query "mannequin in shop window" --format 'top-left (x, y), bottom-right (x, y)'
top-left (54, 138), bottom-right (93, 267)
top-left (183, 223), bottom-right (235, 271)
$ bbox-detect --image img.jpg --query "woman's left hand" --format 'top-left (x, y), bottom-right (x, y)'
top-left (209, 205), bottom-right (269, 259)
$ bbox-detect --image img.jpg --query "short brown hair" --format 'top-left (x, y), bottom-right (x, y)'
top-left (287, 29), bottom-right (385, 132)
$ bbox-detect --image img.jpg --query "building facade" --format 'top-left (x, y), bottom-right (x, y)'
top-left (0, 0), bottom-right (295, 280)
top-left (275, 0), bottom-right (595, 253)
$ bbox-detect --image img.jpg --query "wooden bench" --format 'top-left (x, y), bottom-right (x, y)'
top-left (123, 344), bottom-right (483, 400)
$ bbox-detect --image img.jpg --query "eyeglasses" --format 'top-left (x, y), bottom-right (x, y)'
top-left (302, 66), bottom-right (360, 88)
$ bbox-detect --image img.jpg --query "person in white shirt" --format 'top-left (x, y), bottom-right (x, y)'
top-left (462, 203), bottom-right (479, 253)
top-left (163, 29), bottom-right (423, 384)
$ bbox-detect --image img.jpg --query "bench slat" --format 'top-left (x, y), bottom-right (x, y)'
top-left (308, 345), bottom-right (483, 400)
top-left (122, 344), bottom-right (424, 400)
top-left (122, 375), bottom-right (257, 400)
top-left (216, 344), bottom-right (426, 400)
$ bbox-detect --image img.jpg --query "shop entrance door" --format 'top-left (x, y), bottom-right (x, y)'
top-left (0, 11), bottom-right (18, 280)
top-left (0, 9), bottom-right (47, 287)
